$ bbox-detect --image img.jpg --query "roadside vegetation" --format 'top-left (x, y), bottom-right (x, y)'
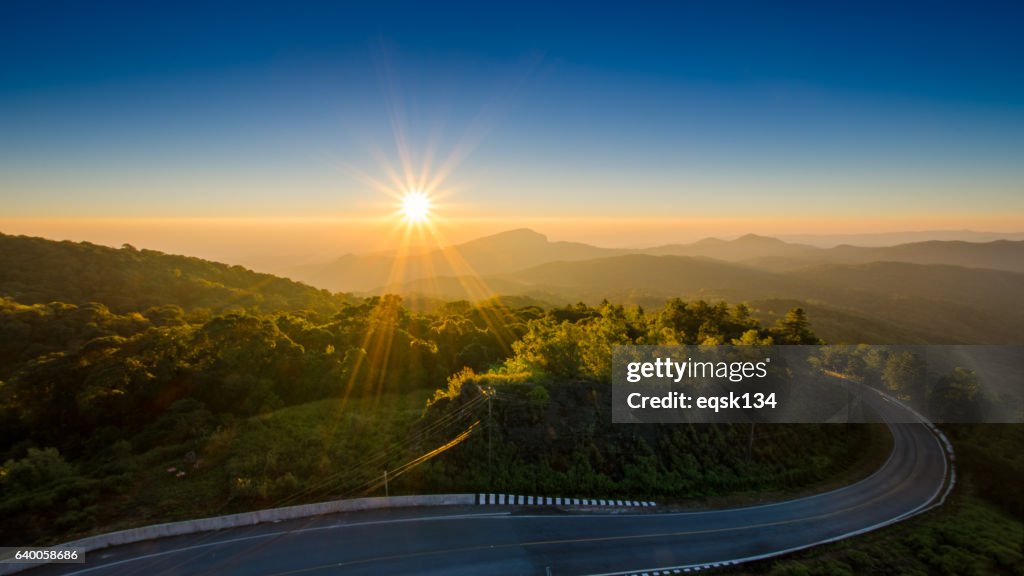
top-left (723, 426), bottom-right (1024, 576)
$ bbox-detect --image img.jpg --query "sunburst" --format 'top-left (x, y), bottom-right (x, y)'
top-left (400, 191), bottom-right (431, 224)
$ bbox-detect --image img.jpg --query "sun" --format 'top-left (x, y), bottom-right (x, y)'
top-left (400, 191), bottom-right (432, 224)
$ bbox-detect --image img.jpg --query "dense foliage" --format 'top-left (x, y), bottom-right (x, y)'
top-left (0, 296), bottom-right (525, 456)
top-left (732, 492), bottom-right (1023, 576)
top-left (414, 300), bottom-right (868, 499)
top-left (808, 345), bottom-right (1018, 423)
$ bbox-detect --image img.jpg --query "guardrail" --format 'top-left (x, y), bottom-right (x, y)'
top-left (0, 494), bottom-right (476, 575)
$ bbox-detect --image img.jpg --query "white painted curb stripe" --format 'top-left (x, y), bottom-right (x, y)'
top-left (474, 495), bottom-right (657, 508)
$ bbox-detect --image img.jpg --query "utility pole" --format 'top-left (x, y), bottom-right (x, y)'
top-left (747, 421), bottom-right (756, 461)
top-left (475, 383), bottom-right (495, 489)
top-left (487, 386), bottom-right (493, 489)
top-left (847, 380), bottom-right (852, 422)
top-left (383, 469), bottom-right (389, 497)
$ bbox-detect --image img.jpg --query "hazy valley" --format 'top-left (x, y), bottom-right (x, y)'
top-left (284, 229), bottom-right (1024, 345)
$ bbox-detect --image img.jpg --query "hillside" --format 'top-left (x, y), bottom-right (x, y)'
top-left (828, 239), bottom-right (1024, 271)
top-left (788, 261), bottom-right (1024, 314)
top-left (393, 255), bottom-right (1024, 344)
top-left (0, 233), bottom-right (351, 315)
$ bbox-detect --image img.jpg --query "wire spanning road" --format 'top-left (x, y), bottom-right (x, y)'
top-left (27, 384), bottom-right (953, 576)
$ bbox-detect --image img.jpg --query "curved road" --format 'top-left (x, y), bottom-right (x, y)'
top-left (28, 385), bottom-right (952, 576)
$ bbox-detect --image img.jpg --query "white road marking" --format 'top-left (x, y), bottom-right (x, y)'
top-left (55, 512), bottom-right (512, 576)
top-left (582, 389), bottom-right (955, 576)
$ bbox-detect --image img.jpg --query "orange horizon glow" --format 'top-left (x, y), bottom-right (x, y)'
top-left (3, 214), bottom-right (1023, 246)
top-left (3, 213), bottom-right (1022, 278)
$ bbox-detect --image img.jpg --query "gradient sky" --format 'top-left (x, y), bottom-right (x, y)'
top-left (2, 1), bottom-right (1023, 264)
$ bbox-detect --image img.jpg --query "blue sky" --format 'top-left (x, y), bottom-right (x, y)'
top-left (2, 1), bottom-right (1023, 237)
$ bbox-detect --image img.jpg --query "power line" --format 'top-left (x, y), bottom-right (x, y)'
top-left (265, 393), bottom-right (488, 507)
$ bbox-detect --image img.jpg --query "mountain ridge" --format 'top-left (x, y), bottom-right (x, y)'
top-left (390, 253), bottom-right (1024, 344)
top-left (4, 230), bottom-right (1023, 344)
top-left (285, 228), bottom-right (1024, 293)
top-left (0, 232), bottom-right (351, 315)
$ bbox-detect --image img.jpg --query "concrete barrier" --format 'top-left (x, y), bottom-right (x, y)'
top-left (0, 494), bottom-right (476, 575)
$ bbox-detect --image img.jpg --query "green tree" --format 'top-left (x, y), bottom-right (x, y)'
top-left (772, 308), bottom-right (821, 344)
top-left (882, 351), bottom-right (926, 402)
top-left (0, 447), bottom-right (74, 491)
top-left (929, 367), bottom-right (985, 422)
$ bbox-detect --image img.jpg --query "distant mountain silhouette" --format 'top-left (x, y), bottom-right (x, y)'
top-left (451, 228), bottom-right (617, 271)
top-left (780, 230), bottom-right (1024, 247)
top-left (645, 233), bottom-right (820, 260)
top-left (286, 228), bottom-right (617, 292)
top-left (648, 235), bottom-right (1024, 272)
top-left (287, 228), bottom-right (1024, 292)
top-left (5, 229), bottom-right (1023, 344)
top-left (827, 240), bottom-right (1024, 272)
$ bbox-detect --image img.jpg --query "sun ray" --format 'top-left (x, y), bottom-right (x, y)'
top-left (326, 51), bottom-right (544, 409)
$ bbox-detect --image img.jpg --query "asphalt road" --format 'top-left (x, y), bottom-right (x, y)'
top-left (25, 385), bottom-right (951, 576)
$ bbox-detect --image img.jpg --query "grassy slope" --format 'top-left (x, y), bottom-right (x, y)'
top-left (723, 492), bottom-right (1022, 576)
top-left (29, 392), bottom-right (432, 544)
